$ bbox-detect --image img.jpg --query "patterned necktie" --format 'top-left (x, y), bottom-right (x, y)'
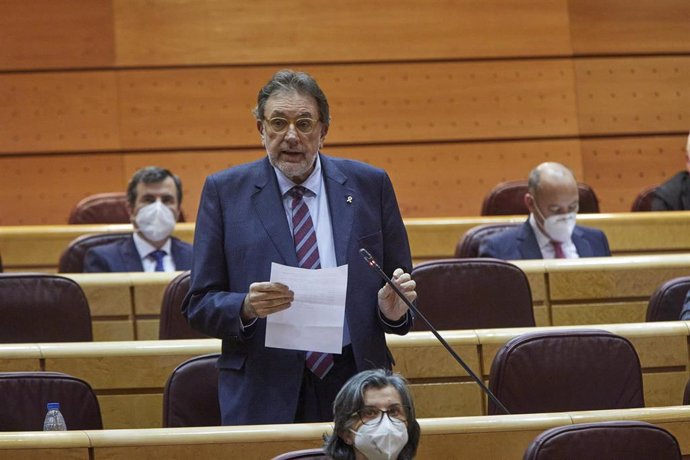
top-left (149, 249), bottom-right (166, 272)
top-left (552, 241), bottom-right (566, 259)
top-left (289, 186), bottom-right (334, 379)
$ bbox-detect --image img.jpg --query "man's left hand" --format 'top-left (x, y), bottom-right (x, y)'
top-left (378, 268), bottom-right (417, 322)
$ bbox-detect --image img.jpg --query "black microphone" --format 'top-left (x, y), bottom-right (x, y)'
top-left (359, 248), bottom-right (510, 415)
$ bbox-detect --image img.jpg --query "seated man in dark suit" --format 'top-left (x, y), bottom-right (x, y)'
top-left (84, 166), bottom-right (192, 272)
top-left (652, 132), bottom-right (690, 211)
top-left (478, 162), bottom-right (611, 260)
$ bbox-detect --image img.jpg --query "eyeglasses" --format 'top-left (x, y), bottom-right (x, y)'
top-left (264, 117), bottom-right (319, 134)
top-left (352, 404), bottom-right (408, 426)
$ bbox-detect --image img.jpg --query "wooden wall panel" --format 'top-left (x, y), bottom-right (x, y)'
top-left (0, 154), bottom-right (125, 225)
top-left (574, 57), bottom-right (690, 135)
top-left (0, 72), bottom-right (120, 153)
top-left (581, 135), bottom-right (686, 212)
top-left (0, 0), bottom-right (115, 71)
top-left (113, 0), bottom-right (572, 67)
top-left (119, 139), bottom-right (581, 222)
top-left (569, 0), bottom-right (690, 54)
top-left (118, 61), bottom-right (579, 149)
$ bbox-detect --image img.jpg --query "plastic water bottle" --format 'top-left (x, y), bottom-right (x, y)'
top-left (43, 402), bottom-right (67, 431)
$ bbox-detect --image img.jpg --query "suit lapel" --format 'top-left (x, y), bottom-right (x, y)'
top-left (170, 238), bottom-right (191, 269)
top-left (321, 155), bottom-right (354, 266)
top-left (252, 158), bottom-right (297, 266)
top-left (572, 227), bottom-right (594, 257)
top-left (121, 237), bottom-right (145, 272)
top-left (518, 221), bottom-right (543, 259)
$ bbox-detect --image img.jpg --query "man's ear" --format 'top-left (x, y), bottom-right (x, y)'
top-left (256, 120), bottom-right (265, 146)
top-left (319, 124), bottom-right (329, 149)
top-left (524, 192), bottom-right (535, 213)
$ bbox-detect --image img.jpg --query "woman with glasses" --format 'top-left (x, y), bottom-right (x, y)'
top-left (324, 369), bottom-right (421, 460)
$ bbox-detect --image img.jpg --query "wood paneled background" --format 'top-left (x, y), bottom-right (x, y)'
top-left (0, 0), bottom-right (688, 224)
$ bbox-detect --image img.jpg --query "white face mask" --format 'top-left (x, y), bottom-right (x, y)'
top-left (351, 416), bottom-right (409, 460)
top-left (532, 199), bottom-right (577, 243)
top-left (134, 200), bottom-right (176, 242)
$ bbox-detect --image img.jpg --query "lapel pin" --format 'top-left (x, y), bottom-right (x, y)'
top-left (346, 195), bottom-right (353, 204)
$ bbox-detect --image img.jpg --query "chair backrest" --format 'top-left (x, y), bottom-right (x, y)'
top-left (68, 192), bottom-right (132, 224)
top-left (410, 258), bottom-right (535, 331)
top-left (271, 449), bottom-right (330, 460)
top-left (646, 276), bottom-right (690, 322)
top-left (481, 180), bottom-right (600, 216)
top-left (58, 232), bottom-right (133, 273)
top-left (523, 421), bottom-right (681, 460)
top-left (162, 354), bottom-right (221, 427)
top-left (0, 372), bottom-right (102, 431)
top-left (684, 378), bottom-right (690, 405)
top-left (0, 274), bottom-right (93, 343)
top-left (488, 330), bottom-right (644, 415)
top-left (0, 251), bottom-right (3, 272)
top-left (631, 186), bottom-right (659, 212)
top-left (68, 192), bottom-right (186, 224)
top-left (455, 223), bottom-right (520, 258)
top-left (159, 271), bottom-right (209, 340)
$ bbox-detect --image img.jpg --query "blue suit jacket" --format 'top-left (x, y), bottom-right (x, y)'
top-left (184, 154), bottom-right (413, 425)
top-left (83, 236), bottom-right (192, 272)
top-left (478, 220), bottom-right (611, 260)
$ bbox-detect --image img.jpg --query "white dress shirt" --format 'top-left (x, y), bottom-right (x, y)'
top-left (528, 214), bottom-right (579, 259)
top-left (132, 232), bottom-right (176, 271)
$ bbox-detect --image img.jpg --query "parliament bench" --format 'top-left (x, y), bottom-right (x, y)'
top-left (1, 406), bottom-right (690, 460)
top-left (0, 321), bottom-right (687, 429)
top-left (2, 211), bottom-right (690, 272)
top-left (46, 253), bottom-right (690, 342)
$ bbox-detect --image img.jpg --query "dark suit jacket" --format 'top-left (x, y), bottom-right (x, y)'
top-left (652, 171), bottom-right (690, 211)
top-left (478, 220), bottom-right (611, 260)
top-left (83, 236), bottom-right (192, 272)
top-left (184, 154), bottom-right (413, 425)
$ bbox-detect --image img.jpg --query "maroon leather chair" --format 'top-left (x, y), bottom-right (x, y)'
top-left (162, 354), bottom-right (221, 427)
top-left (58, 232), bottom-right (133, 273)
top-left (159, 271), bottom-right (208, 340)
top-left (0, 372), bottom-right (102, 431)
top-left (488, 330), bottom-right (644, 415)
top-left (410, 258), bottom-right (535, 331)
top-left (68, 192), bottom-right (186, 224)
top-left (0, 274), bottom-right (93, 343)
top-left (481, 180), bottom-right (600, 216)
top-left (631, 186), bottom-right (659, 212)
top-left (523, 421), bottom-right (681, 460)
top-left (271, 449), bottom-right (330, 460)
top-left (0, 251), bottom-right (3, 272)
top-left (68, 192), bottom-right (132, 224)
top-left (455, 223), bottom-right (520, 258)
top-left (684, 378), bottom-right (690, 405)
top-left (646, 276), bottom-right (690, 322)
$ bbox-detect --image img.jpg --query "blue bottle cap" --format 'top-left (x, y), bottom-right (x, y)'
top-left (47, 402), bottom-right (60, 410)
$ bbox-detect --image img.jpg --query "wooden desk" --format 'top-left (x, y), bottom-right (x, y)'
top-left (1, 322), bottom-right (688, 429)
top-left (46, 253), bottom-right (690, 341)
top-left (1, 406), bottom-right (690, 460)
top-left (2, 211), bottom-right (690, 271)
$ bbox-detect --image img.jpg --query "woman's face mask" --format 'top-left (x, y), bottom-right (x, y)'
top-left (135, 200), bottom-right (176, 243)
top-left (351, 415), bottom-right (408, 460)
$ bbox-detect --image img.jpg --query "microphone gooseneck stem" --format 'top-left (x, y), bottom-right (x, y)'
top-left (359, 248), bottom-right (510, 415)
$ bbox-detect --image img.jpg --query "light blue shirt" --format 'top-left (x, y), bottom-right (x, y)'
top-left (273, 154), bottom-right (351, 347)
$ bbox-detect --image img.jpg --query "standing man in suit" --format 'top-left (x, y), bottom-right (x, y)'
top-left (478, 162), bottom-right (611, 260)
top-left (184, 70), bottom-right (417, 425)
top-left (84, 166), bottom-right (192, 272)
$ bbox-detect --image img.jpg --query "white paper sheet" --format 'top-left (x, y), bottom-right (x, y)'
top-left (265, 262), bottom-right (348, 354)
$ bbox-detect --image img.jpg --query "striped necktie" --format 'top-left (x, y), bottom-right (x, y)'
top-left (289, 186), bottom-right (334, 379)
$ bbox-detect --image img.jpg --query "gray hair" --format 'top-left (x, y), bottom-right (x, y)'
top-left (324, 369), bottom-right (420, 460)
top-left (252, 69), bottom-right (330, 126)
top-left (126, 166), bottom-right (182, 208)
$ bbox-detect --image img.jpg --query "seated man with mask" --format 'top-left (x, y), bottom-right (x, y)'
top-left (84, 166), bottom-right (192, 272)
top-left (478, 162), bottom-right (611, 260)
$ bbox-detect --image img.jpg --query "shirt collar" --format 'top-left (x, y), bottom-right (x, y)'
top-left (274, 154), bottom-right (322, 197)
top-left (528, 213), bottom-right (556, 250)
top-left (132, 232), bottom-right (173, 259)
